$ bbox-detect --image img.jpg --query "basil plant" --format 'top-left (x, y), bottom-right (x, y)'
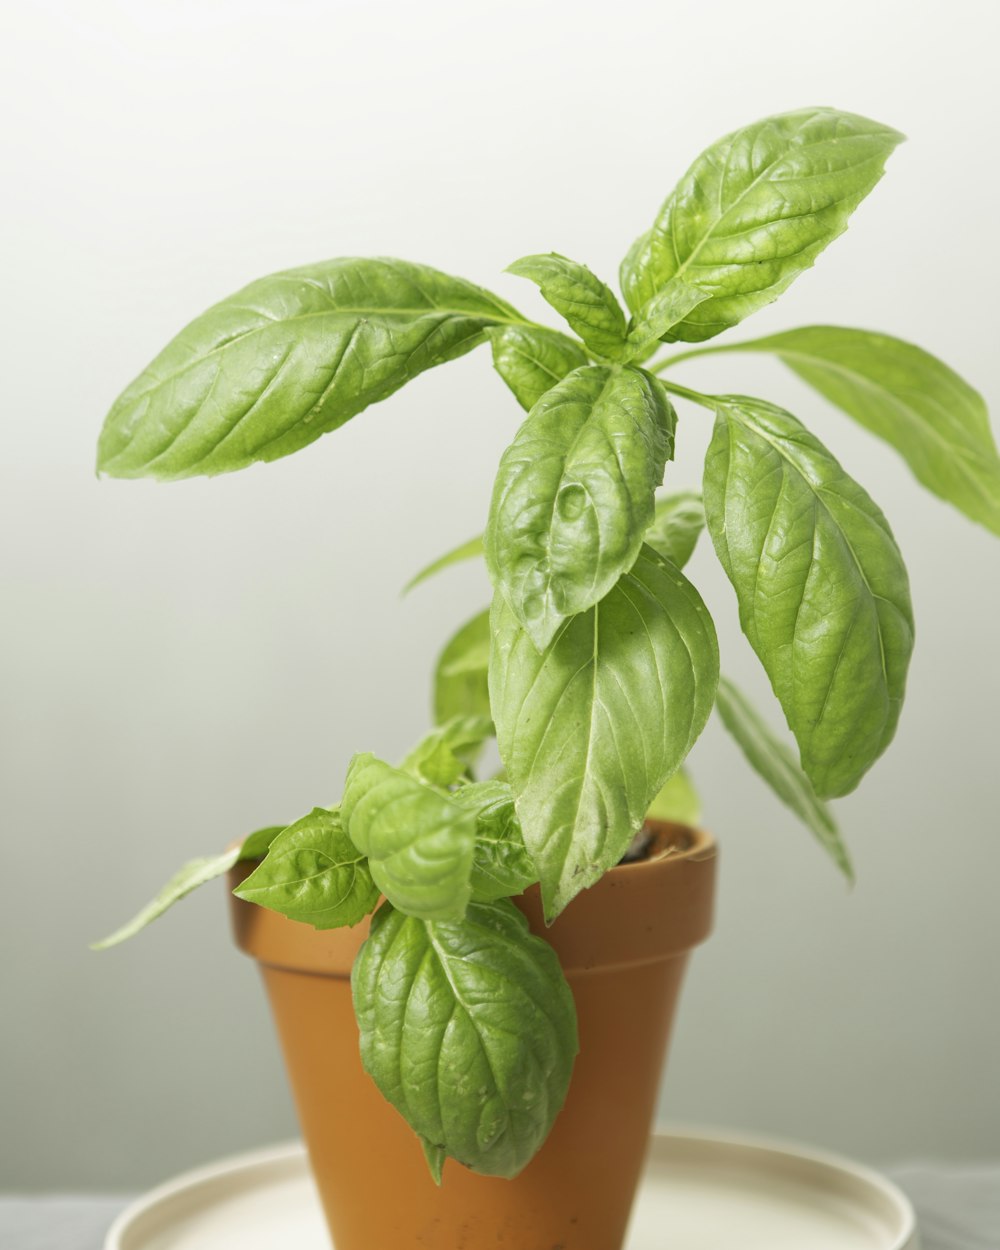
top-left (94, 108), bottom-right (999, 1180)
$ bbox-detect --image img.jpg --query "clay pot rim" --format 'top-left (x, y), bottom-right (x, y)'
top-left (622, 819), bottom-right (716, 872)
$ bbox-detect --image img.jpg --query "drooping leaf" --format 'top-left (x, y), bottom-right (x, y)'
top-left (485, 365), bottom-right (676, 649)
top-left (233, 807), bottom-right (380, 927)
top-left (341, 754), bottom-right (476, 921)
top-left (712, 325), bottom-right (1000, 536)
top-left (715, 676), bottom-right (851, 879)
top-left (404, 536), bottom-right (485, 594)
top-left (491, 544), bottom-right (719, 919)
top-left (507, 253), bottom-right (627, 360)
top-left (488, 324), bottom-right (590, 410)
top-left (646, 768), bottom-right (702, 826)
top-left (352, 899), bottom-right (578, 1179)
top-left (433, 609), bottom-right (492, 725)
top-left (703, 395), bottom-right (914, 798)
top-left (644, 490), bottom-right (705, 568)
top-left (400, 715), bottom-right (494, 787)
top-left (97, 258), bottom-right (525, 479)
top-left (451, 780), bottom-right (537, 901)
top-left (621, 108), bottom-right (903, 344)
top-left (91, 824), bottom-right (285, 949)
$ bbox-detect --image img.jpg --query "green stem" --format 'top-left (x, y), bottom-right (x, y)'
top-left (648, 343), bottom-right (736, 374)
top-left (657, 378), bottom-right (717, 410)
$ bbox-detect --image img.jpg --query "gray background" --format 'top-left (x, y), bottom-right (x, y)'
top-left (2, 0), bottom-right (997, 1192)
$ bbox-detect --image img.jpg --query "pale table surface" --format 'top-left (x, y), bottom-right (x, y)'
top-left (2, 1164), bottom-right (997, 1249)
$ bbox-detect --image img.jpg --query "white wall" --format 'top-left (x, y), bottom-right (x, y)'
top-left (1, 0), bottom-right (998, 1190)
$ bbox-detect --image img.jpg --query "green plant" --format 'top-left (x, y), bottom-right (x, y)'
top-left (94, 107), bottom-right (999, 1179)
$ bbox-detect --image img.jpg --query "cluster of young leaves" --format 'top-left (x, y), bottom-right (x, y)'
top-left (95, 105), bottom-right (999, 1179)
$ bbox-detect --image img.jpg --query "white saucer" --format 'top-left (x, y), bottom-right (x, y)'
top-left (106, 1126), bottom-right (919, 1249)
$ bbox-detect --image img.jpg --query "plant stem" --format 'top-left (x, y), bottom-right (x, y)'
top-left (656, 378), bottom-right (716, 410)
top-left (648, 344), bottom-right (735, 374)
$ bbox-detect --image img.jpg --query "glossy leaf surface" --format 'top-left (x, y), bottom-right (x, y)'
top-left (621, 108), bottom-right (903, 343)
top-left (721, 325), bottom-right (1000, 536)
top-left (703, 395), bottom-right (914, 797)
top-left (488, 324), bottom-right (590, 410)
top-left (98, 258), bottom-right (522, 478)
top-left (507, 253), bottom-right (627, 360)
top-left (352, 899), bottom-right (577, 1178)
top-left (485, 365), bottom-right (675, 649)
top-left (491, 545), bottom-right (719, 919)
top-left (342, 754), bottom-right (476, 921)
top-left (715, 676), bottom-right (851, 878)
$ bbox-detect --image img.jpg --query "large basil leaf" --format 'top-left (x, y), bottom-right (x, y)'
top-left (97, 258), bottom-right (524, 479)
top-left (233, 807), bottom-right (379, 926)
top-left (507, 253), bottom-right (627, 361)
top-left (485, 365), bottom-right (676, 650)
top-left (712, 326), bottom-right (1000, 536)
top-left (352, 899), bottom-right (578, 1179)
top-left (644, 490), bottom-right (705, 568)
top-left (488, 324), bottom-right (590, 410)
top-left (703, 395), bottom-right (914, 798)
top-left (341, 754), bottom-right (476, 921)
top-left (91, 824), bottom-right (284, 949)
top-left (400, 715), bottom-right (494, 788)
top-left (491, 544), bottom-right (719, 919)
top-left (433, 610), bottom-right (492, 725)
top-left (451, 780), bottom-right (537, 901)
top-left (715, 677), bottom-right (851, 879)
top-left (621, 109), bottom-right (903, 344)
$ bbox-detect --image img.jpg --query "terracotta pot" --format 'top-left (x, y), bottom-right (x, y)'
top-left (229, 821), bottom-right (716, 1250)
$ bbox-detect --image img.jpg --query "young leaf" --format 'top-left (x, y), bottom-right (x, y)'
top-left (507, 253), bottom-right (628, 361)
top-left (485, 365), bottom-right (676, 650)
top-left (97, 258), bottom-right (525, 479)
top-left (341, 754), bottom-right (476, 921)
top-left (404, 536), bottom-right (485, 595)
top-left (91, 824), bottom-right (284, 949)
top-left (625, 279), bottom-right (710, 358)
top-left (491, 545), bottom-right (719, 920)
top-left (621, 108), bottom-right (903, 344)
top-left (433, 609), bottom-right (491, 725)
top-left (646, 768), bottom-right (702, 826)
top-left (233, 807), bottom-right (380, 927)
top-left (400, 715), bottom-right (494, 788)
top-left (703, 395), bottom-right (914, 798)
top-left (644, 490), bottom-right (705, 568)
top-left (715, 676), bottom-right (852, 879)
top-left (451, 780), bottom-right (537, 901)
top-left (488, 324), bottom-right (590, 411)
top-left (709, 326), bottom-right (1000, 536)
top-left (352, 899), bottom-right (578, 1179)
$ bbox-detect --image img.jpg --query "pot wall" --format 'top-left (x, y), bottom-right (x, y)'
top-left (229, 823), bottom-right (716, 1250)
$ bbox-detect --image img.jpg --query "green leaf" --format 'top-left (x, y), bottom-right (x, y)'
top-left (703, 394), bottom-right (914, 798)
top-left (451, 780), bottom-right (537, 901)
top-left (646, 768), bottom-right (702, 826)
top-left (491, 544), bottom-right (719, 919)
top-left (404, 536), bottom-right (485, 595)
top-left (91, 824), bottom-right (284, 949)
top-left (715, 677), bottom-right (851, 879)
top-left (625, 279), bottom-right (710, 358)
top-left (97, 258), bottom-right (525, 479)
top-left (433, 609), bottom-right (492, 725)
top-left (507, 253), bottom-right (627, 360)
top-left (488, 324), bottom-right (590, 411)
top-left (341, 754), bottom-right (476, 921)
top-left (400, 715), bottom-right (494, 788)
top-left (233, 807), bottom-right (379, 927)
top-left (485, 365), bottom-right (676, 650)
top-left (352, 899), bottom-right (578, 1178)
top-left (621, 108), bottom-right (903, 344)
top-left (644, 490), bottom-right (705, 568)
top-left (714, 326), bottom-right (1000, 536)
